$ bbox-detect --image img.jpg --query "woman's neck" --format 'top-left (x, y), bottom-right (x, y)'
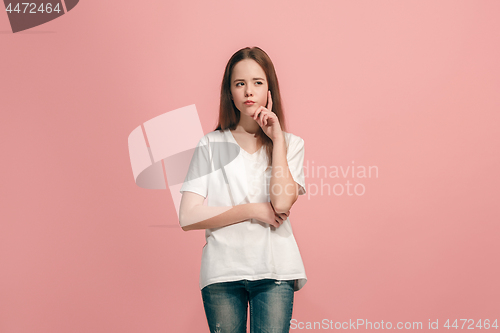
top-left (234, 113), bottom-right (261, 135)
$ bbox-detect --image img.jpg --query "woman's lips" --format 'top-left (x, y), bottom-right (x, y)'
top-left (244, 101), bottom-right (255, 105)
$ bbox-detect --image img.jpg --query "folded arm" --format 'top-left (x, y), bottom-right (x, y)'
top-left (178, 191), bottom-right (249, 231)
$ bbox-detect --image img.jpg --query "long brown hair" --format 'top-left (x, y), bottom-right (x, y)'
top-left (214, 46), bottom-right (288, 167)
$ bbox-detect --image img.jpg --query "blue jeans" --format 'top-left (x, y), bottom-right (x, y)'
top-left (201, 279), bottom-right (295, 333)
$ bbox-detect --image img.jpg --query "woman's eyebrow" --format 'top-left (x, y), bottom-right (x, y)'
top-left (233, 77), bottom-right (266, 82)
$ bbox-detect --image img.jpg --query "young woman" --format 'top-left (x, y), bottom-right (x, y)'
top-left (179, 46), bottom-right (307, 333)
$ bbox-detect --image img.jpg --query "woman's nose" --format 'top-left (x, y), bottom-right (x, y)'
top-left (245, 87), bottom-right (253, 96)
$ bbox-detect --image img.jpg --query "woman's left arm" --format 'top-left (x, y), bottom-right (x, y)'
top-left (270, 132), bottom-right (299, 214)
top-left (253, 90), bottom-right (301, 214)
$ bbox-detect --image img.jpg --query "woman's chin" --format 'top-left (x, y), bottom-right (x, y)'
top-left (239, 111), bottom-right (256, 118)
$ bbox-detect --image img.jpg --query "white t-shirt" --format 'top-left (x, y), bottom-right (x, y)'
top-left (179, 128), bottom-right (307, 291)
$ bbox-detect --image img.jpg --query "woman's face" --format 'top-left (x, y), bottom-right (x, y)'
top-left (230, 59), bottom-right (269, 117)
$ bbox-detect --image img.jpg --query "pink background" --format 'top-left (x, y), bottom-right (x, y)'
top-left (1, 0), bottom-right (499, 332)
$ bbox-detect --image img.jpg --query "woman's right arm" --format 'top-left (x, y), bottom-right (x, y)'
top-left (179, 191), bottom-right (288, 231)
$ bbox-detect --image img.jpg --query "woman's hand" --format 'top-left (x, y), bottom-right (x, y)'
top-left (252, 91), bottom-right (283, 142)
top-left (252, 202), bottom-right (290, 228)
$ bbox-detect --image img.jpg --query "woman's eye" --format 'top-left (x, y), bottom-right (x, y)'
top-left (256, 81), bottom-right (263, 85)
top-left (236, 82), bottom-right (244, 87)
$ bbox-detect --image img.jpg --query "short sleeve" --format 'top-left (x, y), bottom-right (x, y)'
top-left (179, 135), bottom-right (211, 198)
top-left (287, 135), bottom-right (306, 195)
